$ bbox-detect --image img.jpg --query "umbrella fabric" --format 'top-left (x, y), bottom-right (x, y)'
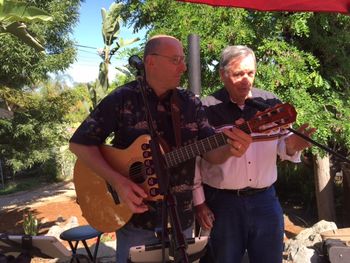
top-left (178, 0), bottom-right (350, 14)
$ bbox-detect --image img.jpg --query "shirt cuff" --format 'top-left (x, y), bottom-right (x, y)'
top-left (279, 135), bottom-right (301, 163)
top-left (193, 185), bottom-right (205, 206)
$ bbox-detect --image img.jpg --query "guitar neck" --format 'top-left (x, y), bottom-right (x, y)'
top-left (164, 122), bottom-right (251, 168)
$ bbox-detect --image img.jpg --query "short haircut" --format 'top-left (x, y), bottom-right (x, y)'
top-left (219, 45), bottom-right (256, 73)
top-left (144, 35), bottom-right (179, 58)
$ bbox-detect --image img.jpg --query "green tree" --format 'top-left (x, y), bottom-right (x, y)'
top-left (116, 1), bottom-right (350, 150)
top-left (116, 0), bottom-right (350, 221)
top-left (0, 0), bottom-right (81, 181)
top-left (0, 0), bottom-right (81, 89)
top-left (0, 84), bottom-right (80, 177)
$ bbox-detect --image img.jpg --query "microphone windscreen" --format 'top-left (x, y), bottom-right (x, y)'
top-left (129, 55), bottom-right (144, 71)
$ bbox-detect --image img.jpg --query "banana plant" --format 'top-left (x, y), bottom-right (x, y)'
top-left (91, 2), bottom-right (139, 107)
top-left (0, 0), bottom-right (52, 52)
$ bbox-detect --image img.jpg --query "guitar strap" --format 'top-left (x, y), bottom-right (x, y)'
top-left (156, 89), bottom-right (182, 151)
top-left (170, 90), bottom-right (182, 148)
top-left (158, 90), bottom-right (182, 251)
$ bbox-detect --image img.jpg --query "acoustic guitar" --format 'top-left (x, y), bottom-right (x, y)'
top-left (74, 103), bottom-right (296, 232)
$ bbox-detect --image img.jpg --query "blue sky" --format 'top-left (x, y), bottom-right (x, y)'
top-left (64, 0), bottom-right (145, 84)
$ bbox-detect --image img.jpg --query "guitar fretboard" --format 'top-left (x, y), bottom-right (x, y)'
top-left (164, 122), bottom-right (251, 168)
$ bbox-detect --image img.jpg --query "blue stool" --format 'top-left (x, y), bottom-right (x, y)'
top-left (60, 225), bottom-right (103, 263)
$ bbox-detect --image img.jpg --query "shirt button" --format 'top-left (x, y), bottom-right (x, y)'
top-left (248, 161), bottom-right (251, 164)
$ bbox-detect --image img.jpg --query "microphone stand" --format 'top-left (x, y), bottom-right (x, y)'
top-left (135, 69), bottom-right (189, 263)
top-left (287, 127), bottom-right (350, 164)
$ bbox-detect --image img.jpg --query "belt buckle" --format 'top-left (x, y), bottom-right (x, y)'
top-left (237, 187), bottom-right (251, 197)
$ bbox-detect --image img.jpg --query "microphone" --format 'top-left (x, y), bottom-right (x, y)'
top-left (128, 55), bottom-right (144, 71)
top-left (245, 98), bottom-right (270, 111)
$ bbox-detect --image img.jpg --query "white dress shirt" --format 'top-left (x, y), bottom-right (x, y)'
top-left (193, 119), bottom-right (301, 206)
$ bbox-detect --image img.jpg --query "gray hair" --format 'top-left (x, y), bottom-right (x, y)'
top-left (219, 45), bottom-right (256, 73)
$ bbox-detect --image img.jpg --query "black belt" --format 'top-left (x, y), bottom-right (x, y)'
top-left (204, 184), bottom-right (270, 197)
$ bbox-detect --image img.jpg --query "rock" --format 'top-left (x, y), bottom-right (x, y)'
top-left (46, 216), bottom-right (79, 240)
top-left (290, 246), bottom-right (320, 263)
top-left (62, 216), bottom-right (79, 231)
top-left (284, 220), bottom-right (337, 263)
top-left (46, 225), bottom-right (63, 240)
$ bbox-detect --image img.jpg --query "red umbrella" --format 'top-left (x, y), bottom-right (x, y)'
top-left (178, 0), bottom-right (350, 14)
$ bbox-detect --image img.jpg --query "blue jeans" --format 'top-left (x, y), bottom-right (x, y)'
top-left (201, 186), bottom-right (284, 263)
top-left (116, 223), bottom-right (193, 263)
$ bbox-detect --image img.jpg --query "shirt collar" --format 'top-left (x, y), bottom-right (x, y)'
top-left (229, 90), bottom-right (253, 109)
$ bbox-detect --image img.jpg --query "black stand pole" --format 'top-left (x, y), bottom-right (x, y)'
top-left (135, 69), bottom-right (189, 263)
top-left (287, 127), bottom-right (350, 164)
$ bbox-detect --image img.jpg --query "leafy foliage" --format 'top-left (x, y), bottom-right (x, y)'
top-left (0, 0), bottom-right (81, 89)
top-left (91, 2), bottom-right (140, 109)
top-left (101, 2), bottom-right (123, 46)
top-left (23, 211), bottom-right (40, 236)
top-left (0, 0), bottom-right (53, 52)
top-left (0, 85), bottom-right (80, 175)
top-left (115, 1), bottom-right (350, 218)
top-left (0, 0), bottom-right (82, 182)
top-left (116, 0), bottom-right (350, 158)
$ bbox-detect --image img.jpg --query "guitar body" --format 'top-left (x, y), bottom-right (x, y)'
top-left (73, 135), bottom-right (160, 233)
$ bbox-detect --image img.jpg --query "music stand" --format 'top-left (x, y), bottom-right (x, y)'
top-left (0, 233), bottom-right (71, 260)
top-left (128, 236), bottom-right (208, 263)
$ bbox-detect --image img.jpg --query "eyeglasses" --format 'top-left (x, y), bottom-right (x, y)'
top-left (150, 53), bottom-right (186, 65)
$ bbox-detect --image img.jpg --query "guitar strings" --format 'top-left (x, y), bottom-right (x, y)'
top-left (128, 121), bottom-right (279, 175)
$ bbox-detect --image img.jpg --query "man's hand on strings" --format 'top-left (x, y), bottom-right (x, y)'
top-left (223, 127), bottom-right (252, 157)
top-left (204, 119), bottom-right (252, 164)
top-left (113, 175), bottom-right (149, 213)
top-left (223, 118), bottom-right (252, 157)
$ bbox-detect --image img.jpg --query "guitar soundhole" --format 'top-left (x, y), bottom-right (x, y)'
top-left (129, 162), bottom-right (146, 184)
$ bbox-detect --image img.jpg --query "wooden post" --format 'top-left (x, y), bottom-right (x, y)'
top-left (342, 163), bottom-right (350, 226)
top-left (0, 159), bottom-right (4, 189)
top-left (313, 154), bottom-right (336, 221)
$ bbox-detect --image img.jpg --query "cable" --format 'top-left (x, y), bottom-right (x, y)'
top-left (75, 44), bottom-right (98, 50)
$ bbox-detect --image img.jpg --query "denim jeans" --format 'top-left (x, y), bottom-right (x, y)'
top-left (116, 223), bottom-right (193, 263)
top-left (201, 186), bottom-right (284, 263)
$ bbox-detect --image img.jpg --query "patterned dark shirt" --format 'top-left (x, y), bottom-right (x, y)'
top-left (70, 80), bottom-right (215, 230)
